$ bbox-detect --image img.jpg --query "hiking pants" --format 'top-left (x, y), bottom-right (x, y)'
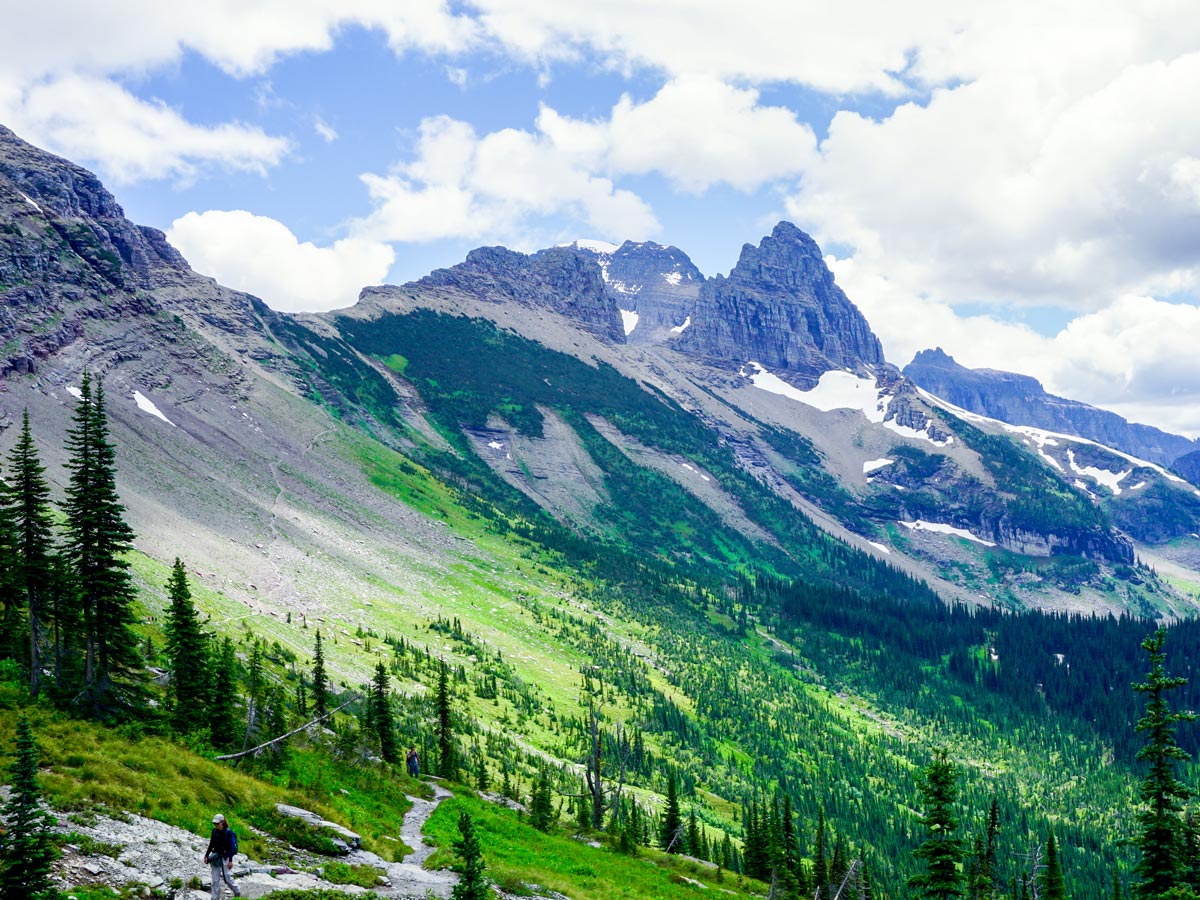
top-left (210, 859), bottom-right (239, 898)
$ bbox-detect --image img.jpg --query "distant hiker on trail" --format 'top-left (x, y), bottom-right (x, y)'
top-left (204, 813), bottom-right (240, 899)
top-left (407, 746), bottom-right (420, 778)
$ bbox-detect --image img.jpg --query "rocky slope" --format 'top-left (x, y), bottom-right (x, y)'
top-left (904, 347), bottom-right (1199, 466)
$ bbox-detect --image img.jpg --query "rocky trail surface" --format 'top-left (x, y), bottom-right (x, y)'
top-left (50, 782), bottom-right (458, 899)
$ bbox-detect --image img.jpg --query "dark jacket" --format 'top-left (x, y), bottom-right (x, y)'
top-left (205, 825), bottom-right (238, 862)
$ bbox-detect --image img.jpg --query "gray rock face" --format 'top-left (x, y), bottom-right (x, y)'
top-left (1174, 450), bottom-right (1200, 486)
top-left (904, 348), bottom-right (1200, 466)
top-left (560, 240), bottom-right (703, 344)
top-left (677, 221), bottom-right (884, 383)
top-left (417, 245), bottom-right (624, 341)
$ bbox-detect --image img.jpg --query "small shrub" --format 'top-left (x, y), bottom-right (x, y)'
top-left (322, 860), bottom-right (382, 887)
top-left (62, 831), bottom-right (125, 857)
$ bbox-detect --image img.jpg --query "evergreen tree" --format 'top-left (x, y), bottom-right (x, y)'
top-left (209, 637), bottom-right (240, 750)
top-left (1040, 833), bottom-right (1067, 900)
top-left (5, 410), bottom-right (56, 699)
top-left (530, 769), bottom-right (554, 832)
top-left (311, 630), bottom-right (329, 719)
top-left (369, 661), bottom-right (399, 764)
top-left (451, 811), bottom-right (489, 900)
top-left (163, 558), bottom-right (208, 735)
top-left (436, 659), bottom-right (456, 779)
top-left (909, 750), bottom-right (965, 900)
top-left (265, 686), bottom-right (289, 771)
top-left (660, 770), bottom-right (683, 853)
top-left (0, 717), bottom-right (59, 900)
top-left (687, 808), bottom-right (701, 857)
top-left (476, 757), bottom-right (490, 792)
top-left (1133, 629), bottom-right (1194, 900)
top-left (814, 809), bottom-right (829, 899)
top-left (984, 797), bottom-right (1002, 898)
top-left (63, 376), bottom-right (142, 716)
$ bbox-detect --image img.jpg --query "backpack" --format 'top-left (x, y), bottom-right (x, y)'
top-left (228, 828), bottom-right (239, 857)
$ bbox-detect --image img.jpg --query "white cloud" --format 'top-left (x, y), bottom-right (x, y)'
top-left (353, 77), bottom-right (816, 244)
top-left (313, 117), bottom-right (339, 143)
top-left (167, 210), bottom-right (395, 312)
top-left (352, 114), bottom-right (660, 245)
top-left (2, 75), bottom-right (290, 184)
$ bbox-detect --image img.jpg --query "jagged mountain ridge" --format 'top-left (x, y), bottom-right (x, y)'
top-left (2, 122), bottom-right (1199, 613)
top-left (904, 347), bottom-right (1200, 467)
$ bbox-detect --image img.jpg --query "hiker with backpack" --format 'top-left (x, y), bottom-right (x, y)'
top-left (204, 813), bottom-right (240, 898)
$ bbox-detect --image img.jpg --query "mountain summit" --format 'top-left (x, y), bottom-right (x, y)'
top-left (677, 221), bottom-right (885, 384)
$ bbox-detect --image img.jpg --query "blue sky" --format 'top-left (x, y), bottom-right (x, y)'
top-left (3, 2), bottom-right (1200, 434)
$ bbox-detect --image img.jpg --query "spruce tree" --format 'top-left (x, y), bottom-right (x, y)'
top-left (660, 770), bottom-right (683, 853)
top-left (529, 769), bottom-right (554, 832)
top-left (0, 717), bottom-right (59, 900)
top-left (311, 630), bottom-right (329, 719)
top-left (436, 659), bottom-right (456, 779)
top-left (369, 661), bottom-right (399, 764)
top-left (63, 376), bottom-right (141, 717)
top-left (451, 811), bottom-right (489, 900)
top-left (163, 558), bottom-right (208, 735)
top-left (6, 410), bottom-right (56, 699)
top-left (909, 749), bottom-right (965, 900)
top-left (686, 808), bottom-right (701, 857)
top-left (1133, 629), bottom-right (1193, 900)
top-left (209, 637), bottom-right (240, 750)
top-left (814, 808), bottom-right (829, 899)
top-left (1040, 833), bottom-right (1066, 900)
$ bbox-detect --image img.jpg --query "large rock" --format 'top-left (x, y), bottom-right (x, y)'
top-left (677, 221), bottom-right (885, 383)
top-left (275, 803), bottom-right (362, 853)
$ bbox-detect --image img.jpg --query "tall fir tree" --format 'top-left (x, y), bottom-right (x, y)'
top-left (1133, 629), bottom-right (1193, 900)
top-left (0, 717), bottom-right (59, 900)
top-left (6, 410), bottom-right (56, 699)
top-left (909, 749), bottom-right (965, 900)
top-left (529, 769), bottom-right (554, 832)
top-left (209, 637), bottom-right (240, 750)
top-left (63, 375), bottom-right (141, 716)
top-left (814, 808), bottom-right (829, 899)
top-left (436, 659), bottom-right (456, 779)
top-left (369, 660), bottom-right (399, 764)
top-left (660, 770), bottom-right (683, 853)
top-left (163, 558), bottom-right (209, 735)
top-left (1040, 833), bottom-right (1067, 900)
top-left (311, 630), bottom-right (329, 719)
top-left (451, 810), bottom-right (488, 900)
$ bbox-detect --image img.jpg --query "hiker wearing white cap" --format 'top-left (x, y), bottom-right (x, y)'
top-left (204, 813), bottom-right (240, 898)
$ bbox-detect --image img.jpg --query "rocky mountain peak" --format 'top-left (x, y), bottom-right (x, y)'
top-left (676, 221), bottom-right (885, 384)
top-left (416, 244), bottom-right (625, 342)
top-left (559, 239), bottom-right (704, 344)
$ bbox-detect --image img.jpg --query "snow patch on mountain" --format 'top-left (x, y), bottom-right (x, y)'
top-left (1067, 449), bottom-right (1130, 495)
top-left (670, 316), bottom-right (692, 334)
top-left (132, 390), bottom-right (175, 426)
top-left (863, 458), bottom-right (894, 474)
top-left (882, 419), bottom-right (954, 447)
top-left (900, 519), bottom-right (997, 547)
top-left (65, 385), bottom-right (83, 400)
top-left (664, 271), bottom-right (683, 286)
top-left (619, 309), bottom-right (639, 335)
top-left (867, 540), bottom-right (891, 555)
top-left (19, 191), bottom-right (41, 212)
top-left (560, 239), bottom-right (620, 254)
top-left (610, 280), bottom-right (641, 295)
top-left (744, 364), bottom-right (887, 422)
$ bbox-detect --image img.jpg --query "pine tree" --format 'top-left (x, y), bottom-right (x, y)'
top-left (1040, 833), bottom-right (1066, 900)
top-left (984, 797), bottom-right (1002, 898)
top-left (530, 769), bottom-right (554, 832)
top-left (1133, 629), bottom-right (1194, 900)
top-left (687, 808), bottom-right (701, 857)
top-left (369, 661), bottom-right (399, 764)
top-left (6, 410), bottom-right (56, 699)
top-left (660, 770), bottom-right (683, 853)
top-left (0, 717), bottom-right (59, 900)
top-left (909, 749), bottom-right (965, 900)
top-left (814, 808), bottom-right (829, 899)
top-left (209, 637), bottom-right (240, 750)
top-left (311, 630), bottom-right (329, 719)
top-left (451, 811), bottom-right (489, 900)
top-left (163, 558), bottom-right (208, 735)
top-left (63, 375), bottom-right (142, 717)
top-left (436, 659), bottom-right (456, 779)
top-left (265, 685), bottom-right (289, 771)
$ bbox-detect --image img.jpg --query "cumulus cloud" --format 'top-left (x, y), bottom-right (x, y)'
top-left (353, 77), bottom-right (815, 244)
top-left (167, 210), bottom-right (395, 312)
top-left (2, 75), bottom-right (290, 185)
